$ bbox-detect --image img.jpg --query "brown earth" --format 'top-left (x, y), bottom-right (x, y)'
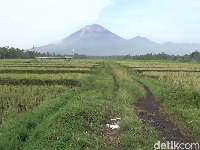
top-left (135, 83), bottom-right (198, 149)
top-left (100, 64), bottom-right (120, 149)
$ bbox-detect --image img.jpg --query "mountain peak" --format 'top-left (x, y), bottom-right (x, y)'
top-left (30, 23), bottom-right (200, 56)
top-left (129, 36), bottom-right (155, 44)
top-left (81, 24), bottom-right (108, 33)
top-left (131, 36), bottom-right (150, 41)
top-left (63, 24), bottom-right (114, 44)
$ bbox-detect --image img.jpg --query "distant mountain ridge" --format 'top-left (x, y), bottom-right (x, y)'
top-left (29, 24), bottom-right (200, 56)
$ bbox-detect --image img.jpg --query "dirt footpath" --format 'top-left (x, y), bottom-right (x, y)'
top-left (135, 83), bottom-right (197, 149)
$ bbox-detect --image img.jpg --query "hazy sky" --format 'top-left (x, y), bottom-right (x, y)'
top-left (1, 0), bottom-right (200, 49)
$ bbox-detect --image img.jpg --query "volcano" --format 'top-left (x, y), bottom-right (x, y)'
top-left (29, 24), bottom-right (200, 56)
top-left (32, 24), bottom-right (134, 56)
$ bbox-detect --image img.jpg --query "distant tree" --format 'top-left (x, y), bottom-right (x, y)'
top-left (74, 53), bottom-right (87, 59)
top-left (190, 50), bottom-right (200, 61)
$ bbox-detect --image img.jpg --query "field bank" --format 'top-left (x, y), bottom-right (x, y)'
top-left (0, 59), bottom-right (199, 149)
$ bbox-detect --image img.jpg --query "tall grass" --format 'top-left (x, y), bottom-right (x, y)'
top-left (117, 60), bottom-right (200, 143)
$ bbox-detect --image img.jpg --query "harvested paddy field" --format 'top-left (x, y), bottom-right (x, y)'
top-left (0, 59), bottom-right (199, 149)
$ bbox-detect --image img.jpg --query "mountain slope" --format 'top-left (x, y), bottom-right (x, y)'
top-left (128, 36), bottom-right (159, 54)
top-left (59, 24), bottom-right (133, 55)
top-left (30, 24), bottom-right (200, 56)
top-left (33, 24), bottom-right (134, 56)
top-left (129, 37), bottom-right (200, 55)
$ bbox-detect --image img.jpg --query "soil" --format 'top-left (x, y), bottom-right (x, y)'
top-left (101, 64), bottom-right (120, 149)
top-left (1, 65), bottom-right (97, 69)
top-left (0, 78), bottom-right (80, 86)
top-left (112, 73), bottom-right (119, 94)
top-left (135, 83), bottom-right (197, 149)
top-left (0, 69), bottom-right (92, 74)
top-left (106, 64), bottom-right (119, 94)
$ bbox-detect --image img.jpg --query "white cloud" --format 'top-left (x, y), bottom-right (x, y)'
top-left (0, 0), bottom-right (113, 49)
top-left (107, 0), bottom-right (200, 44)
top-left (1, 0), bottom-right (200, 49)
top-left (154, 0), bottom-right (200, 11)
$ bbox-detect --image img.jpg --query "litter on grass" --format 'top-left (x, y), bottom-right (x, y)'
top-left (106, 117), bottom-right (121, 130)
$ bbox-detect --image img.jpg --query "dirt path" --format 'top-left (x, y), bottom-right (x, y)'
top-left (135, 83), bottom-right (197, 147)
top-left (106, 63), bottom-right (119, 94)
top-left (100, 64), bottom-right (121, 149)
top-left (112, 72), bottom-right (119, 94)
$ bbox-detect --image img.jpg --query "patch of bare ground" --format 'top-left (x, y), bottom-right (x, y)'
top-left (112, 73), bottom-right (119, 94)
top-left (100, 64), bottom-right (120, 150)
top-left (107, 64), bottom-right (119, 95)
top-left (135, 83), bottom-right (197, 149)
top-left (101, 113), bottom-right (121, 149)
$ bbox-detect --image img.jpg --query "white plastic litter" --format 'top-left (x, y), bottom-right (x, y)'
top-left (106, 124), bottom-right (120, 129)
top-left (106, 117), bottom-right (121, 130)
top-left (111, 119), bottom-right (116, 121)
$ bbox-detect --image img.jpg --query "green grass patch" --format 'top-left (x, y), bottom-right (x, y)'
top-left (108, 62), bottom-right (160, 149)
top-left (129, 67), bottom-right (200, 143)
top-left (0, 60), bottom-right (161, 149)
top-left (0, 62), bottom-right (114, 149)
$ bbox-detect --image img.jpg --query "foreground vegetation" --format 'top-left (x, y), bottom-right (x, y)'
top-left (0, 59), bottom-right (160, 149)
top-left (1, 59), bottom-right (199, 149)
top-left (117, 60), bottom-right (200, 143)
top-left (0, 60), bottom-right (96, 122)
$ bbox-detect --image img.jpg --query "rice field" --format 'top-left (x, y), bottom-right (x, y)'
top-left (0, 59), bottom-right (99, 122)
top-left (115, 60), bottom-right (200, 142)
top-left (118, 61), bottom-right (200, 92)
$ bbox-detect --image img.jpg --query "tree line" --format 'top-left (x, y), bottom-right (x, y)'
top-left (87, 51), bottom-right (200, 61)
top-left (0, 47), bottom-right (68, 59)
top-left (0, 46), bottom-right (200, 61)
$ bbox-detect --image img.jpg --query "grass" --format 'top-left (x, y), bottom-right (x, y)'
top-left (0, 60), bottom-right (160, 149)
top-left (2, 58), bottom-right (200, 149)
top-left (0, 60), bottom-right (89, 122)
top-left (143, 71), bottom-right (200, 92)
top-left (107, 62), bottom-right (160, 149)
top-left (109, 64), bottom-right (159, 150)
top-left (117, 60), bottom-right (200, 143)
top-left (0, 62), bottom-right (114, 149)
